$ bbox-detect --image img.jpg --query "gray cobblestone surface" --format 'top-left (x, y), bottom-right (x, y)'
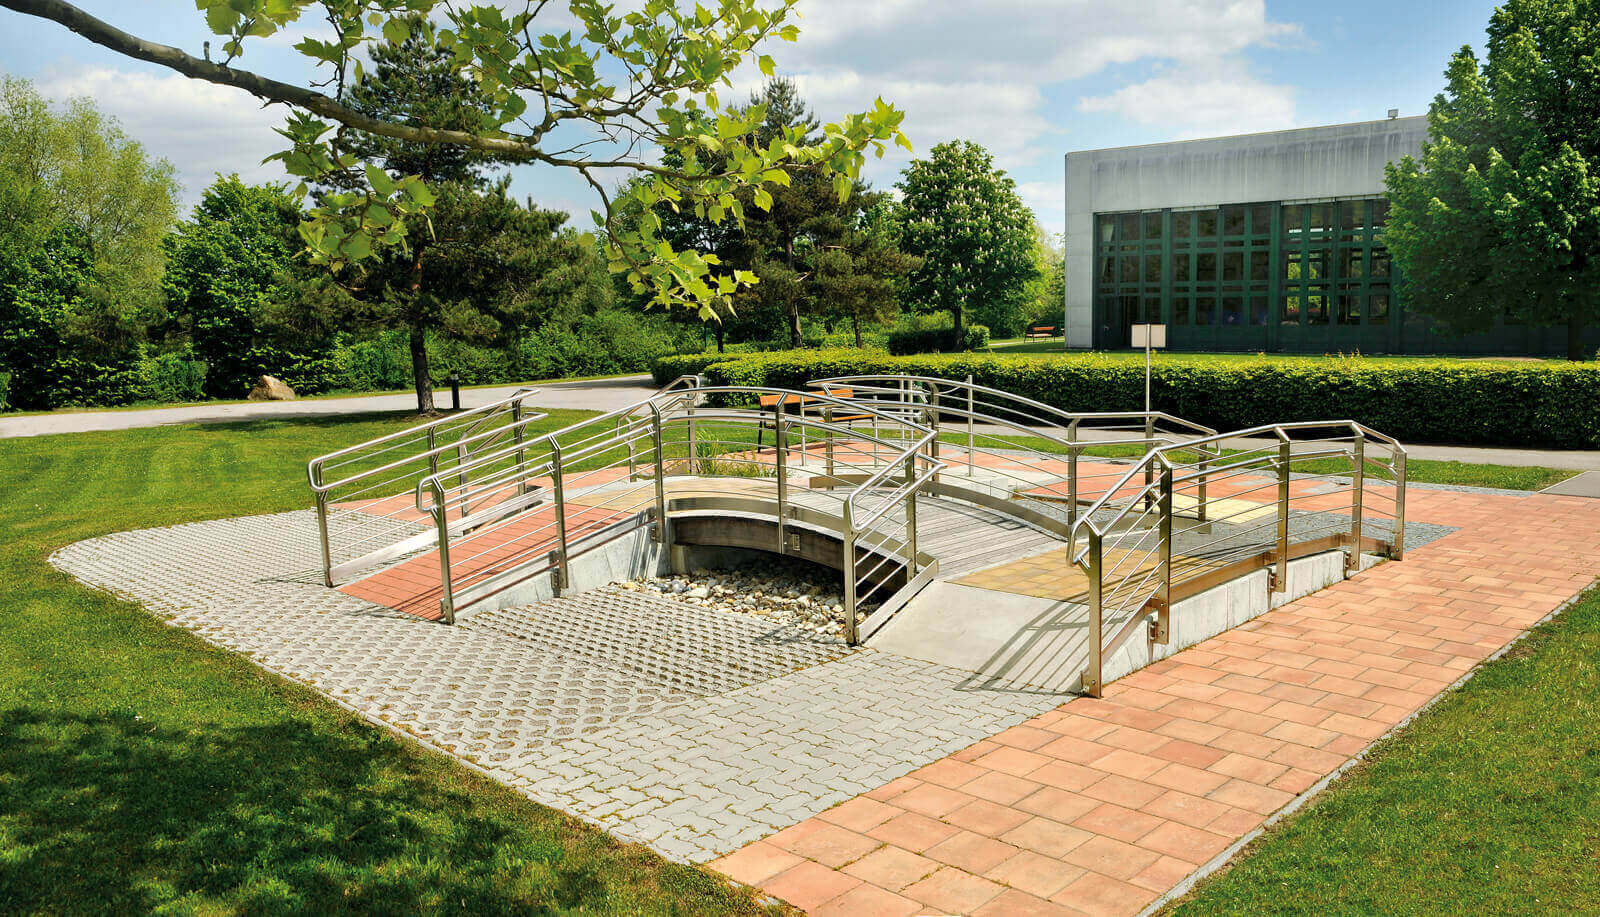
top-left (50, 510), bottom-right (1068, 863)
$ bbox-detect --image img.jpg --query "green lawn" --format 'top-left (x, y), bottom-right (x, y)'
top-left (1163, 585), bottom-right (1600, 916)
top-left (0, 412), bottom-right (782, 915)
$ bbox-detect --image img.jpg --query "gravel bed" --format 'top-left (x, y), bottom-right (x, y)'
top-left (616, 556), bottom-right (868, 641)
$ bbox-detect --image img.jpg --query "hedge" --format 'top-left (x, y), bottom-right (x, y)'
top-left (686, 349), bottom-right (1600, 448)
top-left (650, 351), bottom-right (747, 385)
top-left (886, 324), bottom-right (991, 355)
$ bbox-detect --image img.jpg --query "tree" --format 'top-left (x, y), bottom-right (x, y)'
top-left (0, 0), bottom-right (908, 322)
top-left (1385, 0), bottom-right (1600, 360)
top-left (813, 194), bottom-right (921, 347)
top-left (0, 74), bottom-right (178, 322)
top-left (896, 140), bottom-right (1037, 334)
top-left (1019, 225), bottom-right (1066, 333)
top-left (163, 176), bottom-right (309, 397)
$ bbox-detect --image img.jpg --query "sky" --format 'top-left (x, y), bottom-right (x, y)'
top-left (0, 1), bottom-right (1503, 238)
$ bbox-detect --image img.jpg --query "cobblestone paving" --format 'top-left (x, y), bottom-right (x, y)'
top-left (51, 509), bottom-right (1069, 863)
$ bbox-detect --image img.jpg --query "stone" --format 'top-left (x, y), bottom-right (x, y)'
top-left (248, 375), bottom-right (296, 401)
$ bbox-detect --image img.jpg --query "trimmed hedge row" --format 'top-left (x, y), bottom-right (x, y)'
top-left (677, 349), bottom-right (1600, 448)
top-left (650, 351), bottom-right (749, 385)
top-left (886, 324), bottom-right (990, 355)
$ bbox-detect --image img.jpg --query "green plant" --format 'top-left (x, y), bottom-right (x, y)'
top-left (651, 352), bottom-right (744, 385)
top-left (695, 349), bottom-right (1600, 447)
top-left (886, 323), bottom-right (989, 355)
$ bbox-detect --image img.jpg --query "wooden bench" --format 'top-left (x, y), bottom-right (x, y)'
top-left (1025, 323), bottom-right (1062, 340)
top-left (756, 389), bottom-right (869, 449)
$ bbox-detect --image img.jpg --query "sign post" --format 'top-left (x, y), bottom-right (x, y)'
top-left (1130, 324), bottom-right (1167, 413)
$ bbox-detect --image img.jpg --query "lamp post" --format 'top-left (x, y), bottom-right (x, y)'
top-left (1131, 323), bottom-right (1167, 413)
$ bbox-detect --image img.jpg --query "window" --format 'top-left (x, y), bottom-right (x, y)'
top-left (1172, 212), bottom-right (1193, 239)
top-left (1196, 209), bottom-right (1218, 238)
top-left (1223, 205), bottom-right (1246, 236)
top-left (1119, 212), bottom-right (1140, 241)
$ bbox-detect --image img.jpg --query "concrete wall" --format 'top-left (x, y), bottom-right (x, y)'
top-left (1063, 117), bottom-right (1429, 348)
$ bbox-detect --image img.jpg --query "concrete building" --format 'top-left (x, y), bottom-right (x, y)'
top-left (1063, 116), bottom-right (1586, 355)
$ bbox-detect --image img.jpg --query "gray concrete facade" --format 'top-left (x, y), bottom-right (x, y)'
top-left (1063, 117), bottom-right (1429, 348)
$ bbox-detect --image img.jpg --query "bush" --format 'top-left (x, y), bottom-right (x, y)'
top-left (886, 323), bottom-right (990, 355)
top-left (693, 350), bottom-right (1600, 448)
top-left (0, 371), bottom-right (9, 411)
top-left (651, 352), bottom-right (743, 385)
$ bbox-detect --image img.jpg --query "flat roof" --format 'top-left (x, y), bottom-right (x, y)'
top-left (1066, 115), bottom-right (1429, 158)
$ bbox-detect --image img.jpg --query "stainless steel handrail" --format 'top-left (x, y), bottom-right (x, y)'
top-left (1072, 419), bottom-right (1407, 696)
top-left (307, 387), bottom-right (544, 586)
top-left (411, 386), bottom-right (941, 632)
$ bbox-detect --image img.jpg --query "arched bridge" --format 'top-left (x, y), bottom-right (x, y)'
top-left (308, 374), bottom-right (1408, 695)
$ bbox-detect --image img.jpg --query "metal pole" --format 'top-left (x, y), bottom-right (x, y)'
top-left (1391, 449), bottom-right (1407, 561)
top-left (314, 488), bottom-right (334, 587)
top-left (1275, 432), bottom-right (1290, 593)
top-left (1145, 333), bottom-right (1152, 414)
top-left (1348, 432), bottom-right (1365, 573)
top-left (432, 484), bottom-right (456, 624)
top-left (550, 439), bottom-right (569, 590)
top-left (825, 405), bottom-right (836, 478)
top-left (927, 382), bottom-right (941, 483)
top-left (1154, 465), bottom-right (1172, 644)
top-left (511, 401), bottom-right (528, 496)
top-left (1197, 443), bottom-right (1211, 524)
top-left (1083, 531), bottom-right (1104, 696)
top-left (776, 417), bottom-right (788, 554)
top-left (1067, 418), bottom-right (1080, 530)
top-left (652, 407), bottom-right (668, 544)
top-left (1143, 415), bottom-right (1155, 512)
top-left (965, 375), bottom-right (975, 476)
top-left (904, 453), bottom-right (919, 575)
top-left (843, 502), bottom-right (858, 645)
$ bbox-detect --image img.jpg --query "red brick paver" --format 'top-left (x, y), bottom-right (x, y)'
top-left (710, 488), bottom-right (1600, 914)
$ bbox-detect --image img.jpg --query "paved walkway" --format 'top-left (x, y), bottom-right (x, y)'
top-left (709, 486), bottom-right (1600, 916)
top-left (0, 376), bottom-right (658, 438)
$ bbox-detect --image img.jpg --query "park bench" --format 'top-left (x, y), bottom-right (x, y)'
top-left (1025, 323), bottom-right (1061, 340)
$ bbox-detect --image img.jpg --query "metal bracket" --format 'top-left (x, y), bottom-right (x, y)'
top-left (1147, 600), bottom-right (1171, 644)
top-left (785, 531), bottom-right (802, 552)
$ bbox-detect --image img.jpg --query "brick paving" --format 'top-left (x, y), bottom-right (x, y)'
top-left (710, 486), bottom-right (1600, 915)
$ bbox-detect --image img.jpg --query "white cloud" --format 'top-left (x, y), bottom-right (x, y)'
top-left (1076, 64), bottom-right (1296, 138)
top-left (38, 67), bottom-right (289, 203)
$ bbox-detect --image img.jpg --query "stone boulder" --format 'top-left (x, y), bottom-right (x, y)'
top-left (247, 375), bottom-right (297, 401)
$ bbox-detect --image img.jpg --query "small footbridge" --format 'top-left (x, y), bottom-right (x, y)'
top-left (308, 375), bottom-right (1408, 695)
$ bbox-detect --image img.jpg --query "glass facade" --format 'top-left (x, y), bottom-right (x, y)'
top-left (1093, 198), bottom-right (1395, 352)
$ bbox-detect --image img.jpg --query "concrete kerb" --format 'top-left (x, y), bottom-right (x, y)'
top-left (1135, 577), bottom-right (1600, 917)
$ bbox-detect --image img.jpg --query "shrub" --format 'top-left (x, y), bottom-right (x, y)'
top-left (694, 350), bottom-right (1600, 448)
top-left (886, 323), bottom-right (990, 355)
top-left (0, 370), bottom-right (8, 410)
top-left (651, 352), bottom-right (743, 385)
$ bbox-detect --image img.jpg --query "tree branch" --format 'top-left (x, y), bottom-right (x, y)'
top-left (0, 0), bottom-right (537, 157)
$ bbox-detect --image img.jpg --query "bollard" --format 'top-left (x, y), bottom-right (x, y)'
top-left (449, 372), bottom-right (461, 412)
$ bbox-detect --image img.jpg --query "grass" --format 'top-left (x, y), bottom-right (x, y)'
top-left (1163, 584), bottom-right (1600, 916)
top-left (0, 411), bottom-right (783, 915)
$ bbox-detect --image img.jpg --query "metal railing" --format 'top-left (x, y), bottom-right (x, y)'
top-left (413, 385), bottom-right (941, 636)
top-left (307, 388), bottom-right (546, 586)
top-left (1072, 420), bottom-right (1407, 696)
top-left (809, 374), bottom-right (1221, 534)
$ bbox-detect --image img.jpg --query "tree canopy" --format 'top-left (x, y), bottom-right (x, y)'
top-left (896, 140), bottom-right (1037, 334)
top-left (1384, 0), bottom-right (1600, 359)
top-left (0, 0), bottom-right (908, 321)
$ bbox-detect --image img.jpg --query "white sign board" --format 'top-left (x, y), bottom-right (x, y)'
top-left (1131, 324), bottom-right (1167, 349)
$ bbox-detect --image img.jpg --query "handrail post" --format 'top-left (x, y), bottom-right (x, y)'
top-left (1196, 443), bottom-right (1211, 524)
top-left (1348, 431), bottom-right (1365, 573)
top-left (1083, 530), bottom-right (1104, 696)
top-left (314, 486), bottom-right (334, 587)
top-left (651, 407), bottom-right (669, 544)
top-left (904, 452), bottom-right (919, 576)
top-left (431, 482), bottom-right (456, 624)
top-left (824, 405), bottom-right (836, 478)
top-left (927, 382), bottom-right (941, 483)
top-left (843, 502), bottom-right (858, 645)
top-left (1391, 448), bottom-right (1407, 561)
top-left (1154, 464), bottom-right (1172, 644)
top-left (550, 439), bottom-right (569, 591)
top-left (1067, 418), bottom-right (1080, 529)
top-left (686, 396), bottom-right (698, 474)
top-left (623, 416), bottom-right (638, 481)
top-left (776, 416), bottom-right (789, 554)
top-left (1275, 431), bottom-right (1291, 593)
top-left (965, 374), bottom-right (975, 476)
top-left (512, 400), bottom-right (528, 496)
top-left (1142, 415), bottom-right (1156, 512)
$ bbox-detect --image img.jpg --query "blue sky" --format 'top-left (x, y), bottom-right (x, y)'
top-left (0, 1), bottom-right (1501, 237)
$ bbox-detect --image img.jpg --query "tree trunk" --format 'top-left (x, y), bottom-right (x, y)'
top-left (785, 238), bottom-right (802, 349)
top-left (952, 304), bottom-right (964, 336)
top-left (407, 246), bottom-right (435, 413)
top-left (716, 324), bottom-right (725, 353)
top-left (409, 324), bottom-right (435, 414)
top-left (852, 313), bottom-right (862, 348)
top-left (1568, 313), bottom-right (1587, 361)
